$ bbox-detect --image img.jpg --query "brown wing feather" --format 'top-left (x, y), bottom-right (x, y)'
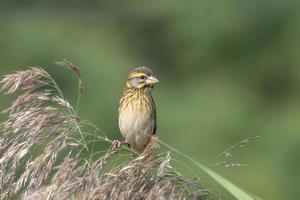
top-left (152, 98), bottom-right (157, 135)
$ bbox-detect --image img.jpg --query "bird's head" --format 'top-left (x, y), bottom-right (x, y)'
top-left (125, 66), bottom-right (159, 89)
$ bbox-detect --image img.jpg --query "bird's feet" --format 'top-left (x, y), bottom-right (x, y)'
top-left (112, 140), bottom-right (121, 150)
top-left (112, 140), bottom-right (130, 151)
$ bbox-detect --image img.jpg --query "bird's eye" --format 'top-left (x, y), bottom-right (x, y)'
top-left (140, 75), bottom-right (146, 80)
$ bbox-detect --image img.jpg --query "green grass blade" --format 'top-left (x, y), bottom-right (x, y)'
top-left (200, 165), bottom-right (255, 200)
top-left (159, 140), bottom-right (260, 200)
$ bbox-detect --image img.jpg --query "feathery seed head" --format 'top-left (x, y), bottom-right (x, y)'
top-left (0, 64), bottom-right (211, 200)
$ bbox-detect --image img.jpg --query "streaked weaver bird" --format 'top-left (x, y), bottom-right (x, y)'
top-left (113, 66), bottom-right (159, 153)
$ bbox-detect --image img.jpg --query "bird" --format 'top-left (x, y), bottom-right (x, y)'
top-left (113, 66), bottom-right (159, 153)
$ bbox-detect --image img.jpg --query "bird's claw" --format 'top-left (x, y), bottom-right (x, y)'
top-left (112, 140), bottom-right (130, 151)
top-left (112, 140), bottom-right (121, 151)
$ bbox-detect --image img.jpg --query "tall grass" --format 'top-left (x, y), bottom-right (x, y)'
top-left (0, 62), bottom-right (211, 200)
top-left (0, 61), bottom-right (259, 200)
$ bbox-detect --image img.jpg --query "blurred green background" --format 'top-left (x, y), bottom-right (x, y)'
top-left (0, 1), bottom-right (299, 199)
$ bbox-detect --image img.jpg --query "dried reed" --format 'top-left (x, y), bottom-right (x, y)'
top-left (0, 62), bottom-right (212, 200)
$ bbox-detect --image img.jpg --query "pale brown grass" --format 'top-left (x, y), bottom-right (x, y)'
top-left (0, 62), bottom-right (212, 200)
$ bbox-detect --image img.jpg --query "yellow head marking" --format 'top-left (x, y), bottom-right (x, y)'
top-left (125, 81), bottom-right (131, 88)
top-left (128, 72), bottom-right (147, 79)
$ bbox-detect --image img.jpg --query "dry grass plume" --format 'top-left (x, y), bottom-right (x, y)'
top-left (0, 61), bottom-right (213, 200)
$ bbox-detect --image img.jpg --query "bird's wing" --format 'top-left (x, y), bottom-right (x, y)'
top-left (153, 101), bottom-right (157, 135)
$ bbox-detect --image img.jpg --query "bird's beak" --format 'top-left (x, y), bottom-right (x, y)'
top-left (146, 76), bottom-right (159, 85)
